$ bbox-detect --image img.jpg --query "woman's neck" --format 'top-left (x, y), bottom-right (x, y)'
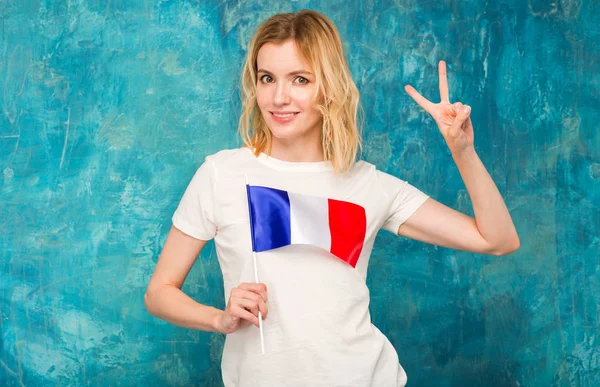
top-left (269, 139), bottom-right (324, 163)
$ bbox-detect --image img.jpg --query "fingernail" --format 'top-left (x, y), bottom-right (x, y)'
top-left (463, 106), bottom-right (471, 114)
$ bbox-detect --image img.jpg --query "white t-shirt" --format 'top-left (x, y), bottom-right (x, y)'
top-left (172, 147), bottom-right (430, 387)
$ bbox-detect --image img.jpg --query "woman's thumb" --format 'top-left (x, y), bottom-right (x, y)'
top-left (449, 104), bottom-right (471, 138)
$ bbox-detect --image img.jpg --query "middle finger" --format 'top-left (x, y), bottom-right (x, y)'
top-left (438, 60), bottom-right (450, 103)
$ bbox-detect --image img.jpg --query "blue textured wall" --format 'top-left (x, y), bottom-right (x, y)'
top-left (1, 0), bottom-right (598, 386)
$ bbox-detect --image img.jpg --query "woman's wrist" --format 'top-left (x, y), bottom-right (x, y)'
top-left (211, 308), bottom-right (225, 334)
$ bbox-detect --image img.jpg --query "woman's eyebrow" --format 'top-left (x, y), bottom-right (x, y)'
top-left (257, 68), bottom-right (313, 76)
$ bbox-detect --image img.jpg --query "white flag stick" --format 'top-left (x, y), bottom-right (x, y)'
top-left (253, 250), bottom-right (265, 355)
top-left (246, 175), bottom-right (265, 355)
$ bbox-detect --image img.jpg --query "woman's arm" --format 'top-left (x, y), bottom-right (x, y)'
top-left (399, 60), bottom-right (520, 255)
top-left (397, 147), bottom-right (520, 256)
top-left (144, 225), bottom-right (223, 332)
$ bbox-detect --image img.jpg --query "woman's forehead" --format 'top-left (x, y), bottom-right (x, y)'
top-left (256, 40), bottom-right (313, 74)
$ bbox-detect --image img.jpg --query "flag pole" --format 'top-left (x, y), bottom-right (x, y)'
top-left (246, 175), bottom-right (265, 355)
top-left (253, 250), bottom-right (265, 355)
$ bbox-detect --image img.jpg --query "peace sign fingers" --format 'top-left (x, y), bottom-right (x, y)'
top-left (405, 60), bottom-right (452, 113)
top-left (403, 60), bottom-right (475, 154)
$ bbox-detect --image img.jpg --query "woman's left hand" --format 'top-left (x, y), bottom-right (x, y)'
top-left (404, 60), bottom-right (474, 155)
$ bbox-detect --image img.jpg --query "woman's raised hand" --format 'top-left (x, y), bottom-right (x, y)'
top-left (404, 60), bottom-right (475, 155)
top-left (216, 283), bottom-right (268, 334)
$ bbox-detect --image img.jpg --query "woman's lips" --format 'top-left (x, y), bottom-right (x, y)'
top-left (271, 112), bottom-right (299, 123)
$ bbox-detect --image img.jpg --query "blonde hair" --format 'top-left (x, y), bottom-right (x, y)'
top-left (238, 9), bottom-right (363, 173)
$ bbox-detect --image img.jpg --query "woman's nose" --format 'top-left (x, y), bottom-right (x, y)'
top-left (273, 82), bottom-right (291, 106)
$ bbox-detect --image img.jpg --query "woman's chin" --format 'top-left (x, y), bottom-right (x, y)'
top-left (268, 126), bottom-right (301, 140)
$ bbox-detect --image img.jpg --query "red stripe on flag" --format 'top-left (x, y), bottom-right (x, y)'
top-left (328, 199), bottom-right (366, 268)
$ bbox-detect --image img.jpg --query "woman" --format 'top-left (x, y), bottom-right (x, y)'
top-left (144, 9), bottom-right (520, 387)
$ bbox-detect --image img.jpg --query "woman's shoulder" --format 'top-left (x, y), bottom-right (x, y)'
top-left (204, 147), bottom-right (254, 167)
top-left (348, 159), bottom-right (377, 176)
top-left (348, 159), bottom-right (413, 190)
top-left (352, 159), bottom-right (411, 180)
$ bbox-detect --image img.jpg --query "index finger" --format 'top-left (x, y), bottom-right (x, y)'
top-left (239, 282), bottom-right (268, 301)
top-left (404, 85), bottom-right (434, 113)
top-left (439, 60), bottom-right (449, 103)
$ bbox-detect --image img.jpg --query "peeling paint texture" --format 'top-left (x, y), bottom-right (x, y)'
top-left (1, 0), bottom-right (599, 386)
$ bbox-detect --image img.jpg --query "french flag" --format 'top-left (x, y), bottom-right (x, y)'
top-left (246, 185), bottom-right (367, 268)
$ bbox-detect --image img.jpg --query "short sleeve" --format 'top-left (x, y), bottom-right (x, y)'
top-left (171, 158), bottom-right (217, 240)
top-left (377, 170), bottom-right (430, 234)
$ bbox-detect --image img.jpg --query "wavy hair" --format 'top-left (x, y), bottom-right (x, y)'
top-left (238, 9), bottom-right (363, 173)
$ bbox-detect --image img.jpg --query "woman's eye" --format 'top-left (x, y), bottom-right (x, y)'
top-left (258, 75), bottom-right (308, 84)
top-left (259, 75), bottom-right (273, 83)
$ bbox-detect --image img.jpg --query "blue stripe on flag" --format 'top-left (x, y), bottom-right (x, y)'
top-left (246, 185), bottom-right (291, 252)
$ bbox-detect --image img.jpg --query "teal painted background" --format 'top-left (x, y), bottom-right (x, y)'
top-left (1, 0), bottom-right (599, 385)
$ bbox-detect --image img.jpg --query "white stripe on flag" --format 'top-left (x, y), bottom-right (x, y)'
top-left (288, 192), bottom-right (331, 252)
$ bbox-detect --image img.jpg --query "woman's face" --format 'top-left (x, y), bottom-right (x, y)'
top-left (255, 40), bottom-right (323, 147)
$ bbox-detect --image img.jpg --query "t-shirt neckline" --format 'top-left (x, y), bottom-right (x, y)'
top-left (245, 147), bottom-right (333, 172)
